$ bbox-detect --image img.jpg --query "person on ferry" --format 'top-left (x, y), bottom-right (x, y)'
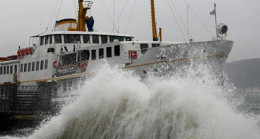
top-left (86, 16), bottom-right (94, 32)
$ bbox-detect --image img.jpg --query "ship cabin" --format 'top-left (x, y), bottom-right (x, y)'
top-left (0, 30), bottom-right (172, 84)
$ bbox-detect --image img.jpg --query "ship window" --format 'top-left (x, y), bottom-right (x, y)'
top-left (92, 35), bottom-right (99, 44)
top-left (114, 45), bottom-right (120, 56)
top-left (40, 37), bottom-right (44, 45)
top-left (101, 36), bottom-right (108, 44)
top-left (7, 66), bottom-right (9, 74)
top-left (20, 64), bottom-right (23, 72)
top-left (152, 43), bottom-right (160, 48)
top-left (64, 35), bottom-right (80, 43)
top-left (36, 61), bottom-right (39, 71)
top-left (4, 66), bottom-right (6, 74)
top-left (10, 65), bottom-right (13, 74)
top-left (62, 53), bottom-right (76, 65)
top-left (91, 50), bottom-right (96, 60)
top-left (28, 63), bottom-right (31, 72)
top-left (45, 36), bottom-right (49, 45)
top-left (106, 47), bottom-right (112, 58)
top-left (140, 44), bottom-right (149, 54)
top-left (45, 60), bottom-right (48, 69)
top-left (49, 35), bottom-right (52, 44)
top-left (55, 35), bottom-right (62, 43)
top-left (75, 35), bottom-right (81, 43)
top-left (126, 37), bottom-right (132, 41)
top-left (99, 48), bottom-right (104, 59)
top-left (110, 36), bottom-right (124, 42)
top-left (32, 62), bottom-right (35, 71)
top-left (79, 50), bottom-right (90, 61)
top-left (47, 48), bottom-right (55, 53)
top-left (14, 65), bottom-right (17, 73)
top-left (0, 67), bottom-right (2, 75)
top-left (83, 35), bottom-right (90, 43)
top-left (40, 61), bottom-right (44, 70)
top-left (24, 63), bottom-right (27, 72)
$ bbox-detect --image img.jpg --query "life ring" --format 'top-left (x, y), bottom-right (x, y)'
top-left (53, 61), bottom-right (61, 68)
top-left (80, 61), bottom-right (88, 71)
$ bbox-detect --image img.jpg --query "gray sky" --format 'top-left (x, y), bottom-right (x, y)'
top-left (0, 0), bottom-right (259, 62)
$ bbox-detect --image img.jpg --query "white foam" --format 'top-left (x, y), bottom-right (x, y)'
top-left (20, 64), bottom-right (260, 139)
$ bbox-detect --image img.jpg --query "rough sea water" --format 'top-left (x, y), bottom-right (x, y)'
top-left (1, 64), bottom-right (260, 139)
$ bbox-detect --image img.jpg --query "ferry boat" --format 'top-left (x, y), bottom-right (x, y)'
top-left (0, 0), bottom-right (233, 128)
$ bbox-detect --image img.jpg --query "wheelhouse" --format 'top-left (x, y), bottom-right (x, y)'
top-left (38, 32), bottom-right (134, 46)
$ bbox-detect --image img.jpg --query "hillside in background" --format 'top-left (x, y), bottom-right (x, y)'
top-left (224, 58), bottom-right (260, 89)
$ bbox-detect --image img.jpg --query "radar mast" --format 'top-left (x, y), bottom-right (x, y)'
top-left (151, 0), bottom-right (158, 41)
top-left (69, 0), bottom-right (93, 31)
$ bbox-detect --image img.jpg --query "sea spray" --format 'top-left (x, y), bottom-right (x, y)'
top-left (7, 64), bottom-right (260, 139)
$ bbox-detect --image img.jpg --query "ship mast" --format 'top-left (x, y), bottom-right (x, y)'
top-left (69, 0), bottom-right (93, 31)
top-left (151, 0), bottom-right (158, 41)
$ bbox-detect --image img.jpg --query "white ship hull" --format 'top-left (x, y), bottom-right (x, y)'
top-left (126, 40), bottom-right (233, 77)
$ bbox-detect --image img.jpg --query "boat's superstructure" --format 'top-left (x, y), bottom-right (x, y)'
top-left (0, 0), bottom-right (233, 128)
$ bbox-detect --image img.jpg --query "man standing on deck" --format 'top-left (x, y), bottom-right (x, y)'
top-left (86, 16), bottom-right (94, 32)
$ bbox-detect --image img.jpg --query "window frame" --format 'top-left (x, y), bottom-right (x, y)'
top-left (114, 45), bottom-right (120, 56)
top-left (40, 61), bottom-right (44, 70)
top-left (91, 50), bottom-right (96, 60)
top-left (83, 35), bottom-right (90, 43)
top-left (45, 60), bottom-right (48, 69)
top-left (20, 64), bottom-right (23, 72)
top-left (106, 47), bottom-right (112, 58)
top-left (99, 48), bottom-right (104, 59)
top-left (64, 34), bottom-right (81, 43)
top-left (6, 66), bottom-right (9, 74)
top-left (36, 61), bottom-right (39, 71)
top-left (140, 44), bottom-right (149, 54)
top-left (10, 65), bottom-right (13, 74)
top-left (32, 62), bottom-right (35, 71)
top-left (55, 35), bottom-right (62, 43)
top-left (125, 37), bottom-right (132, 41)
top-left (49, 35), bottom-right (52, 44)
top-left (14, 65), bottom-right (17, 73)
top-left (92, 35), bottom-right (99, 44)
top-left (110, 36), bottom-right (124, 42)
top-left (101, 35), bottom-right (108, 44)
top-left (4, 66), bottom-right (6, 74)
top-left (40, 37), bottom-right (44, 45)
top-left (45, 36), bottom-right (49, 45)
top-left (28, 63), bottom-right (31, 72)
top-left (152, 43), bottom-right (160, 48)
top-left (24, 63), bottom-right (27, 72)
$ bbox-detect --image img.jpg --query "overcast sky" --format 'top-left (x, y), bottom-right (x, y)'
top-left (0, 0), bottom-right (259, 62)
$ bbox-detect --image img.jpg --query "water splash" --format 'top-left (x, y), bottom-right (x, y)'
top-left (5, 64), bottom-right (260, 139)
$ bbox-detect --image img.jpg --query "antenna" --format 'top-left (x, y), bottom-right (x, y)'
top-left (210, 3), bottom-right (218, 39)
top-left (214, 4), bottom-right (218, 40)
